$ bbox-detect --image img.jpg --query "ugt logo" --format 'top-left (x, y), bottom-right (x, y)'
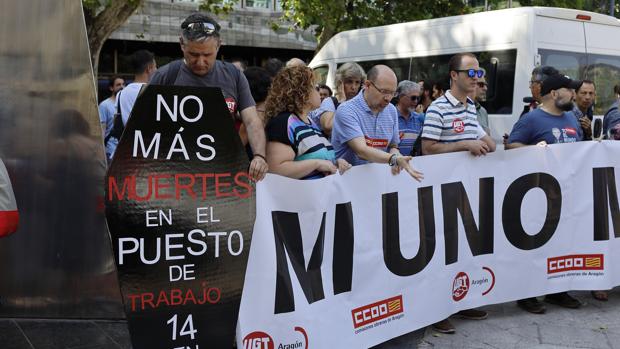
top-left (452, 118), bottom-right (465, 133)
top-left (242, 331), bottom-right (274, 349)
top-left (452, 272), bottom-right (469, 301)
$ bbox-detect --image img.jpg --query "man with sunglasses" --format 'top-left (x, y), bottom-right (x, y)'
top-left (149, 13), bottom-right (268, 181)
top-left (394, 80), bottom-right (424, 156)
top-left (421, 53), bottom-right (494, 334)
top-left (331, 65), bottom-right (423, 181)
top-left (421, 53), bottom-right (496, 157)
top-left (473, 75), bottom-right (490, 135)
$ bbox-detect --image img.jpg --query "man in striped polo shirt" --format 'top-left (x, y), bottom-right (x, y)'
top-left (331, 65), bottom-right (423, 181)
top-left (421, 53), bottom-right (496, 156)
top-left (420, 53), bottom-right (495, 334)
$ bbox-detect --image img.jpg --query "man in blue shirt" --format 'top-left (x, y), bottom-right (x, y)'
top-left (507, 71), bottom-right (583, 314)
top-left (507, 73), bottom-right (583, 147)
top-left (331, 65), bottom-right (423, 181)
top-left (98, 76), bottom-right (124, 141)
top-left (395, 80), bottom-right (424, 156)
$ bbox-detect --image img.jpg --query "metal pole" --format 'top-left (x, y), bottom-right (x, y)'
top-left (611, 0), bottom-right (615, 17)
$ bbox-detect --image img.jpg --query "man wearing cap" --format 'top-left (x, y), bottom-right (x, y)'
top-left (149, 13), bottom-right (268, 181)
top-left (506, 70), bottom-right (583, 314)
top-left (507, 73), bottom-right (583, 148)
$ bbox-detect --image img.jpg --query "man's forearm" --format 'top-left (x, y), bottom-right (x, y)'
top-left (422, 140), bottom-right (469, 155)
top-left (245, 116), bottom-right (266, 156)
top-left (356, 146), bottom-right (393, 163)
top-left (505, 142), bottom-right (526, 149)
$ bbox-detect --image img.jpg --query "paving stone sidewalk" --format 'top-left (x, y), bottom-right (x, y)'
top-left (377, 288), bottom-right (619, 349)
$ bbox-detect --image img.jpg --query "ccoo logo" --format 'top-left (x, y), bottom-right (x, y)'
top-left (243, 331), bottom-right (274, 349)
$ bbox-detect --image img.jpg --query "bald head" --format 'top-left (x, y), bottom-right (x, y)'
top-left (286, 58), bottom-right (306, 68)
top-left (364, 65), bottom-right (398, 113)
top-left (367, 65), bottom-right (397, 84)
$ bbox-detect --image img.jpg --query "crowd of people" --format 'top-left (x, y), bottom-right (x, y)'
top-left (98, 12), bottom-right (620, 335)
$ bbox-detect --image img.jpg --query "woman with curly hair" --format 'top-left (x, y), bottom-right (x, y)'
top-left (264, 66), bottom-right (351, 179)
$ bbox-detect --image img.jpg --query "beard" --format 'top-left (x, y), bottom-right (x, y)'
top-left (555, 99), bottom-right (573, 111)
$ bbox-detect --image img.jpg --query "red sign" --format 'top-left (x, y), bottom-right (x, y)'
top-left (452, 272), bottom-right (469, 301)
top-left (452, 118), bottom-right (465, 133)
top-left (364, 136), bottom-right (389, 149)
top-left (547, 254), bottom-right (604, 274)
top-left (242, 331), bottom-right (274, 349)
top-left (351, 295), bottom-right (403, 329)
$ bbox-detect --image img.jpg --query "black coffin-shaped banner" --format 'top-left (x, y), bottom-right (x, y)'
top-left (105, 85), bottom-right (254, 348)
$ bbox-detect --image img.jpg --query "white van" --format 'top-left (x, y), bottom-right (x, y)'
top-left (309, 7), bottom-right (620, 140)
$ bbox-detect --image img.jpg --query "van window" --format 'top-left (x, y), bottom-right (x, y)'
top-left (540, 49), bottom-right (586, 80)
top-left (353, 58), bottom-right (411, 83)
top-left (336, 50), bottom-right (516, 114)
top-left (313, 65), bottom-right (329, 85)
top-left (541, 49), bottom-right (620, 114)
top-left (409, 49), bottom-right (516, 114)
top-left (584, 53), bottom-right (620, 115)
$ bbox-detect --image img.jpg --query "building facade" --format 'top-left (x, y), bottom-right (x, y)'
top-left (98, 0), bottom-right (317, 81)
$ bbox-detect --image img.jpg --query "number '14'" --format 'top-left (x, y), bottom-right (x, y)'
top-left (167, 314), bottom-right (198, 341)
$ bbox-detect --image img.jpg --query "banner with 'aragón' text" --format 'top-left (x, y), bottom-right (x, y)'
top-left (238, 141), bottom-right (620, 349)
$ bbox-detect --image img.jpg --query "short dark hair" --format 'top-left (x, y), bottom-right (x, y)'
top-left (244, 67), bottom-right (272, 103)
top-left (131, 50), bottom-right (155, 75)
top-left (181, 13), bottom-right (221, 41)
top-left (576, 79), bottom-right (595, 92)
top-left (448, 53), bottom-right (477, 75)
top-left (264, 58), bottom-right (284, 78)
top-left (108, 75), bottom-right (123, 89)
top-left (318, 84), bottom-right (333, 96)
top-left (531, 66), bottom-right (559, 83)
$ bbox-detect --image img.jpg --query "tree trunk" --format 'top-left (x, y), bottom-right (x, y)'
top-left (84, 0), bottom-right (145, 78)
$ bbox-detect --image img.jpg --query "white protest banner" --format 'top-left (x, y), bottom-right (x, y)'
top-left (237, 141), bottom-right (620, 349)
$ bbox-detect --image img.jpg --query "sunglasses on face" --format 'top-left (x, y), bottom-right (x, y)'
top-left (183, 22), bottom-right (218, 35)
top-left (409, 95), bottom-right (420, 102)
top-left (477, 82), bottom-right (487, 88)
top-left (455, 69), bottom-right (485, 78)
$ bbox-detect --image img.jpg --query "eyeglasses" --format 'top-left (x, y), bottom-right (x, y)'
top-left (409, 95), bottom-right (420, 102)
top-left (476, 82), bottom-right (487, 88)
top-left (369, 81), bottom-right (397, 98)
top-left (455, 69), bottom-right (485, 78)
top-left (182, 22), bottom-right (218, 36)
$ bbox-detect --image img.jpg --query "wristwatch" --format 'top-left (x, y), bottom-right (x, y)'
top-left (388, 154), bottom-right (398, 167)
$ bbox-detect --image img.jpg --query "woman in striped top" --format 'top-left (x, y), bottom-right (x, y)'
top-left (264, 66), bottom-right (351, 179)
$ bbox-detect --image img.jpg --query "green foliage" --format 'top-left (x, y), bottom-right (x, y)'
top-left (200, 0), bottom-right (470, 49)
top-left (199, 0), bottom-right (236, 16)
top-left (199, 0), bottom-right (618, 49)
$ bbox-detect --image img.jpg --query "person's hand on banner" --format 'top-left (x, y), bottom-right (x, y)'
top-left (336, 158), bottom-right (352, 174)
top-left (536, 140), bottom-right (548, 147)
top-left (249, 154), bottom-right (269, 181)
top-left (466, 140), bottom-right (491, 156)
top-left (394, 155), bottom-right (423, 182)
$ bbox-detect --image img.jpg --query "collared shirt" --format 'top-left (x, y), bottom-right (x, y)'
top-left (331, 90), bottom-right (400, 166)
top-left (397, 111), bottom-right (424, 156)
top-left (421, 90), bottom-right (486, 142)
